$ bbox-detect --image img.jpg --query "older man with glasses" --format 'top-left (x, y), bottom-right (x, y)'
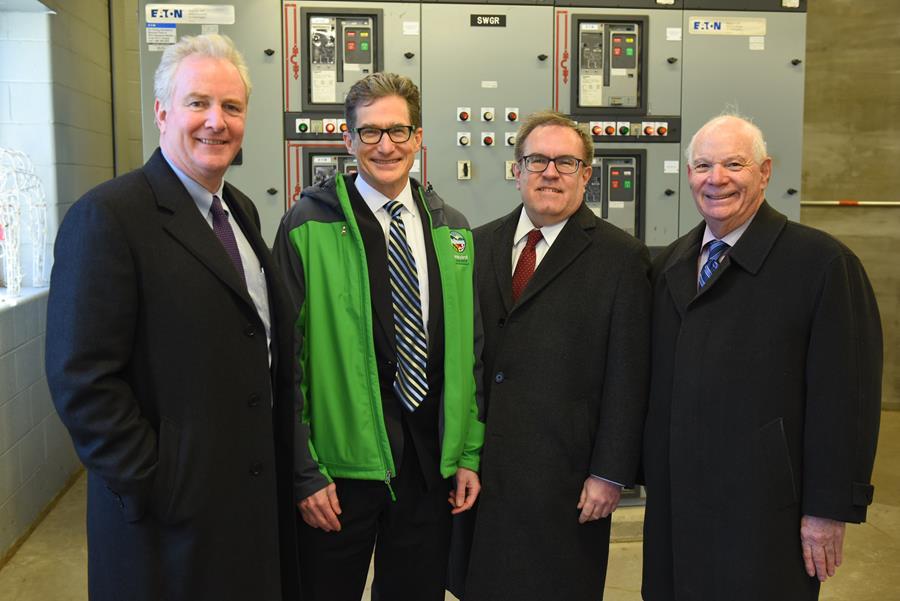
top-left (272, 72), bottom-right (484, 601)
top-left (457, 110), bottom-right (651, 601)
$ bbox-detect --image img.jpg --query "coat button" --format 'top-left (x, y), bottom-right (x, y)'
top-left (494, 372), bottom-right (505, 384)
top-left (250, 462), bottom-right (263, 476)
top-left (244, 326), bottom-right (256, 337)
top-left (247, 394), bottom-right (260, 407)
top-left (497, 318), bottom-right (506, 328)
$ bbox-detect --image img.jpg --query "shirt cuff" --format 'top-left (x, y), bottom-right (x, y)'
top-left (591, 474), bottom-right (624, 488)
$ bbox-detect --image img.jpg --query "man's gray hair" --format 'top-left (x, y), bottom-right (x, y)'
top-left (154, 34), bottom-right (251, 109)
top-left (685, 113), bottom-right (768, 163)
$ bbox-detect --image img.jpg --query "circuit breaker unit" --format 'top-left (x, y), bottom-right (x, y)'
top-left (575, 19), bottom-right (644, 111)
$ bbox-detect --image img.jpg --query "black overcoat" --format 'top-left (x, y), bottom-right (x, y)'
top-left (463, 204), bottom-right (651, 601)
top-left (45, 150), bottom-right (299, 601)
top-left (642, 202), bottom-right (882, 601)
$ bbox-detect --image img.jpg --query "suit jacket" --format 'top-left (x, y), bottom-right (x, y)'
top-left (642, 201), bottom-right (882, 601)
top-left (45, 149), bottom-right (299, 601)
top-left (462, 203), bottom-right (651, 601)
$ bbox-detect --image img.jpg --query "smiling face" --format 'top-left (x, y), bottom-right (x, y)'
top-left (155, 54), bottom-right (247, 192)
top-left (515, 124), bottom-right (592, 227)
top-left (343, 94), bottom-right (422, 199)
top-left (687, 118), bottom-right (772, 238)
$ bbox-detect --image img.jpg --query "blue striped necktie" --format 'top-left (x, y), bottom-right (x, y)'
top-left (384, 200), bottom-right (429, 412)
top-left (698, 239), bottom-right (730, 289)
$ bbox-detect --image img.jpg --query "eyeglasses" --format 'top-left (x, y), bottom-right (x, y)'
top-left (519, 154), bottom-right (585, 175)
top-left (354, 126), bottom-right (415, 145)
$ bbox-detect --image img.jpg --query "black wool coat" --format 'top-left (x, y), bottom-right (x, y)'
top-left (45, 150), bottom-right (299, 601)
top-left (642, 202), bottom-right (882, 601)
top-left (463, 204), bottom-right (651, 601)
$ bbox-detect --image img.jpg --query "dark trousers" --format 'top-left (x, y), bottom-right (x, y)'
top-left (298, 449), bottom-right (452, 601)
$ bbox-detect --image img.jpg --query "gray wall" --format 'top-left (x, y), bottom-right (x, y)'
top-left (802, 0), bottom-right (900, 202)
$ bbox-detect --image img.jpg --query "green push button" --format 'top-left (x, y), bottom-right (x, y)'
top-left (361, 42), bottom-right (369, 51)
top-left (626, 48), bottom-right (634, 56)
top-left (624, 180), bottom-right (632, 189)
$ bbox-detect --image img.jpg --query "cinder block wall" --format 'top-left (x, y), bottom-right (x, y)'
top-left (0, 0), bottom-right (115, 559)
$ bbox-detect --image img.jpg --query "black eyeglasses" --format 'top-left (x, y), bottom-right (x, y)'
top-left (519, 154), bottom-right (585, 175)
top-left (354, 126), bottom-right (415, 144)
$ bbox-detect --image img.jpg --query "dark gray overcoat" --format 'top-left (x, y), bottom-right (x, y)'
top-left (45, 149), bottom-right (299, 601)
top-left (642, 202), bottom-right (882, 601)
top-left (463, 204), bottom-right (651, 601)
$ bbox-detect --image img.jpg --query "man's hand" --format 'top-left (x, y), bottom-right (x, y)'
top-left (577, 477), bottom-right (622, 524)
top-left (801, 515), bottom-right (846, 581)
top-left (298, 482), bottom-right (342, 532)
top-left (448, 467), bottom-right (481, 515)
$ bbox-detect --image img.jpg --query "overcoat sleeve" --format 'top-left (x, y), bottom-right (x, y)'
top-left (590, 244), bottom-right (652, 487)
top-left (45, 195), bottom-right (157, 522)
top-left (802, 251), bottom-right (882, 523)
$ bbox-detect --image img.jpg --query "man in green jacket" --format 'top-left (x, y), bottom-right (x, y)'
top-left (273, 72), bottom-right (484, 601)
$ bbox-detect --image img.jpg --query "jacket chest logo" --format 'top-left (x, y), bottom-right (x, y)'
top-left (449, 231), bottom-right (470, 265)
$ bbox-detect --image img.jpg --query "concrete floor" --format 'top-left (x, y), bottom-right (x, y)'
top-left (0, 410), bottom-right (898, 600)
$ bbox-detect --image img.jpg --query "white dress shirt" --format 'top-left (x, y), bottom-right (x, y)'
top-left (510, 208), bottom-right (569, 274)
top-left (355, 174), bottom-right (430, 341)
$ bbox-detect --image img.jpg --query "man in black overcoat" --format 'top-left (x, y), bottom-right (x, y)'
top-left (462, 110), bottom-right (651, 601)
top-left (44, 34), bottom-right (299, 600)
top-left (642, 114), bottom-right (882, 601)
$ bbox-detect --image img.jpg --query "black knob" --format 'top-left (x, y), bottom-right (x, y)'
top-left (667, 57), bottom-right (678, 64)
top-left (787, 188), bottom-right (798, 195)
top-left (494, 372), bottom-right (505, 384)
top-left (791, 58), bottom-right (802, 66)
top-left (404, 52), bottom-right (415, 59)
top-left (267, 188), bottom-right (277, 195)
top-left (665, 189), bottom-right (675, 196)
top-left (264, 48), bottom-right (275, 57)
top-left (537, 54), bottom-right (548, 61)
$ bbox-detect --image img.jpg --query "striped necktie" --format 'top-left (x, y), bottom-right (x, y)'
top-left (384, 200), bottom-right (429, 412)
top-left (698, 239), bottom-right (730, 289)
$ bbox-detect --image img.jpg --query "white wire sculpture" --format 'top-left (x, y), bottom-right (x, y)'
top-left (0, 148), bottom-right (49, 298)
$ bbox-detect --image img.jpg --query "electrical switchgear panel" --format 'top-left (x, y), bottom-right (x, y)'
top-left (304, 12), bottom-right (380, 110)
top-left (310, 153), bottom-right (358, 186)
top-left (573, 17), bottom-right (646, 114)
top-left (585, 155), bottom-right (642, 238)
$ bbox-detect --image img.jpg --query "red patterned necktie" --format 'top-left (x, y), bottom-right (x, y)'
top-left (512, 229), bottom-right (542, 302)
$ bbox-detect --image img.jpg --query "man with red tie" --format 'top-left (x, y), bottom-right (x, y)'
top-left (462, 110), bottom-right (651, 601)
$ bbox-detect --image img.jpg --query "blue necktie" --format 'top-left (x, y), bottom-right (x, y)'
top-left (698, 239), bottom-right (730, 289)
top-left (384, 200), bottom-right (428, 412)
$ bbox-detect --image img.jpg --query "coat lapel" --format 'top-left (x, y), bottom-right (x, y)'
top-left (144, 149), bottom-right (255, 309)
top-left (662, 224), bottom-right (703, 316)
top-left (489, 206), bottom-right (520, 314)
top-left (513, 203), bottom-right (593, 309)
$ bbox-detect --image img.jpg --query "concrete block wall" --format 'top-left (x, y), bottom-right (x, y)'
top-left (0, 0), bottom-right (115, 559)
top-left (0, 292), bottom-right (80, 557)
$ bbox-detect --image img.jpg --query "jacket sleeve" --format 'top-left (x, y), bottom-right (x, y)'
top-left (459, 273), bottom-right (486, 472)
top-left (271, 212), bottom-right (332, 503)
top-left (45, 196), bottom-right (157, 522)
top-left (589, 243), bottom-right (652, 487)
top-left (802, 252), bottom-right (882, 523)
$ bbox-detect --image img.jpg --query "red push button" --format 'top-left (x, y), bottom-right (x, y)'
top-left (592, 125), bottom-right (602, 135)
top-left (459, 111), bottom-right (470, 121)
top-left (483, 135), bottom-right (494, 146)
top-left (657, 126), bottom-right (668, 136)
top-left (605, 125), bottom-right (616, 135)
top-left (644, 126), bottom-right (654, 135)
top-left (325, 122), bottom-right (335, 133)
top-left (507, 111), bottom-right (518, 121)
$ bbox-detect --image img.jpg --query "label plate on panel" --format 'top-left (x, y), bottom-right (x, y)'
top-left (688, 17), bottom-right (766, 36)
top-left (470, 15), bottom-right (506, 27)
top-left (146, 4), bottom-right (235, 25)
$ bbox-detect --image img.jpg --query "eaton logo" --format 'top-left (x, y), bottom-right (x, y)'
top-left (692, 20), bottom-right (723, 31)
top-left (149, 8), bottom-right (183, 19)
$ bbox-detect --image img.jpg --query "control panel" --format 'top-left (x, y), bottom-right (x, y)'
top-left (576, 19), bottom-right (643, 111)
top-left (585, 154), bottom-right (642, 238)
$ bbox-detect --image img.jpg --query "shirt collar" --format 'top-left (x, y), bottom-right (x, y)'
top-left (514, 207), bottom-right (569, 248)
top-left (701, 209), bottom-right (757, 252)
top-left (162, 150), bottom-right (225, 215)
top-left (354, 173), bottom-right (414, 216)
